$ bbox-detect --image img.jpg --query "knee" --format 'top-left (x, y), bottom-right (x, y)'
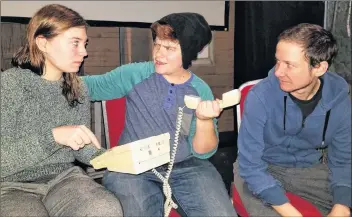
top-left (85, 191), bottom-right (123, 216)
top-left (1, 191), bottom-right (49, 217)
top-left (185, 204), bottom-right (237, 217)
top-left (178, 192), bottom-right (237, 217)
top-left (198, 190), bottom-right (237, 216)
top-left (88, 202), bottom-right (123, 216)
top-left (198, 199), bottom-right (237, 217)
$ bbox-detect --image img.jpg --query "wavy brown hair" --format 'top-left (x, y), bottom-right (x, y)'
top-left (151, 21), bottom-right (178, 42)
top-left (12, 4), bottom-right (88, 107)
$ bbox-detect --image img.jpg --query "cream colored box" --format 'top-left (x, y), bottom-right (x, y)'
top-left (90, 133), bottom-right (171, 174)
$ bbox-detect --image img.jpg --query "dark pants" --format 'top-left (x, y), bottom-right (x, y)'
top-left (233, 161), bottom-right (333, 216)
top-left (1, 166), bottom-right (123, 216)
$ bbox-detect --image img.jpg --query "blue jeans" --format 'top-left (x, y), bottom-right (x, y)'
top-left (103, 157), bottom-right (237, 217)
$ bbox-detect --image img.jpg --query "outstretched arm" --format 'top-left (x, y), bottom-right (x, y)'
top-left (82, 61), bottom-right (155, 101)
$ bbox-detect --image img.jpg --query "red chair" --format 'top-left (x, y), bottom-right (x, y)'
top-left (102, 98), bottom-right (126, 149)
top-left (102, 98), bottom-right (181, 217)
top-left (232, 79), bottom-right (322, 217)
top-left (236, 79), bottom-right (263, 130)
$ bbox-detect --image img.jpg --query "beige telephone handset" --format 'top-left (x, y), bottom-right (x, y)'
top-left (90, 88), bottom-right (241, 217)
top-left (184, 89), bottom-right (241, 109)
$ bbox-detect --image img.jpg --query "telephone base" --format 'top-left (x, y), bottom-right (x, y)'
top-left (116, 153), bottom-right (170, 174)
top-left (90, 133), bottom-right (171, 175)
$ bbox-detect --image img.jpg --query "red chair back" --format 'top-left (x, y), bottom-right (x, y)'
top-left (236, 79), bottom-right (262, 132)
top-left (102, 98), bottom-right (126, 148)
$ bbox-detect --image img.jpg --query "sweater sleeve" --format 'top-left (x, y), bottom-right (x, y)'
top-left (72, 82), bottom-right (106, 165)
top-left (82, 61), bottom-right (155, 101)
top-left (73, 145), bottom-right (106, 165)
top-left (238, 90), bottom-right (289, 205)
top-left (328, 96), bottom-right (352, 207)
top-left (0, 70), bottom-right (60, 179)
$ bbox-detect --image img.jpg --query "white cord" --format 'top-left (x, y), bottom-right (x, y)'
top-left (152, 106), bottom-right (184, 217)
top-left (347, 1), bottom-right (351, 37)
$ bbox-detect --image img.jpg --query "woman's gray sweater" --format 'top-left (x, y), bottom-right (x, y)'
top-left (1, 68), bottom-right (101, 182)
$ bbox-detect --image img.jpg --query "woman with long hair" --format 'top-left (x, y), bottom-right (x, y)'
top-left (0, 4), bottom-right (122, 216)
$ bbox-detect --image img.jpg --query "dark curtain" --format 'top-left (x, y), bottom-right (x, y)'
top-left (233, 1), bottom-right (325, 88)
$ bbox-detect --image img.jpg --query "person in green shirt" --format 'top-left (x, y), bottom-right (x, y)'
top-left (83, 12), bottom-right (237, 217)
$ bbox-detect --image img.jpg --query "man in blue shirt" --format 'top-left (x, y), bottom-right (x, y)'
top-left (234, 23), bottom-right (351, 217)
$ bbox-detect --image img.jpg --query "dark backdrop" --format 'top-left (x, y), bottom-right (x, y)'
top-left (233, 1), bottom-right (325, 88)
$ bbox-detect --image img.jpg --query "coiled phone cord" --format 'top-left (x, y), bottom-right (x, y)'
top-left (152, 106), bottom-right (184, 217)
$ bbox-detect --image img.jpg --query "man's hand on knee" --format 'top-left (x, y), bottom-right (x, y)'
top-left (272, 202), bottom-right (303, 217)
top-left (328, 204), bottom-right (351, 217)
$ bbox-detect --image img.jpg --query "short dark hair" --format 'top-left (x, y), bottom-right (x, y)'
top-left (150, 21), bottom-right (178, 42)
top-left (278, 23), bottom-right (338, 67)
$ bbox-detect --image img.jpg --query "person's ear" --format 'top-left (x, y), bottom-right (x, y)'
top-left (36, 36), bottom-right (48, 53)
top-left (313, 61), bottom-right (329, 77)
